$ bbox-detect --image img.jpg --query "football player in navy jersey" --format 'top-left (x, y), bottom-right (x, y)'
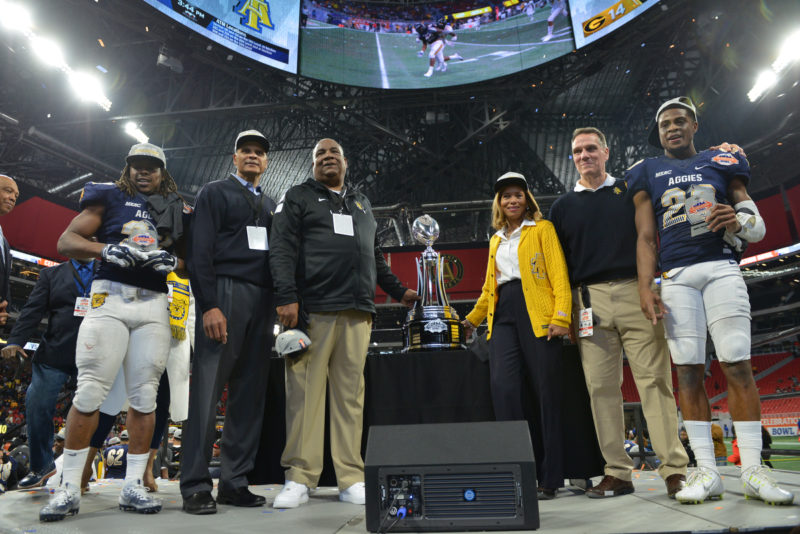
top-left (40, 143), bottom-right (181, 522)
top-left (103, 436), bottom-right (128, 479)
top-left (629, 97), bottom-right (793, 505)
top-left (423, 18), bottom-right (463, 78)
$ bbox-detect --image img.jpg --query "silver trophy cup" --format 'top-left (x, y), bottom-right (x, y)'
top-left (402, 215), bottom-right (466, 352)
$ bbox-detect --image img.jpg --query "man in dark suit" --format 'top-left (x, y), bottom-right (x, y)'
top-left (1, 256), bottom-right (96, 488)
top-left (0, 174), bottom-right (19, 325)
top-left (181, 130), bottom-right (277, 514)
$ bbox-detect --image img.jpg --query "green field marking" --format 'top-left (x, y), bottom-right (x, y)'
top-left (299, 13), bottom-right (574, 88)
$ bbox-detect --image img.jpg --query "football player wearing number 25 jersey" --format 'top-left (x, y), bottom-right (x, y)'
top-left (628, 97), bottom-right (793, 506)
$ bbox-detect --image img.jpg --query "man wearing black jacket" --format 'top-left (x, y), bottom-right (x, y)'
top-left (0, 174), bottom-right (19, 325)
top-left (181, 130), bottom-right (276, 515)
top-left (2, 257), bottom-right (95, 488)
top-left (270, 138), bottom-right (417, 508)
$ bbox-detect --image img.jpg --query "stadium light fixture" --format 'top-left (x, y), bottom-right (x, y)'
top-left (31, 36), bottom-right (66, 69)
top-left (748, 70), bottom-right (778, 102)
top-left (124, 121), bottom-right (149, 143)
top-left (748, 29), bottom-right (800, 102)
top-left (772, 29), bottom-right (800, 73)
top-left (0, 1), bottom-right (32, 33)
top-left (69, 71), bottom-right (112, 111)
top-left (0, 2), bottom-right (112, 111)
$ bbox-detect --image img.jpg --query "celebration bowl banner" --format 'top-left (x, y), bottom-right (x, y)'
top-left (141, 0), bottom-right (300, 73)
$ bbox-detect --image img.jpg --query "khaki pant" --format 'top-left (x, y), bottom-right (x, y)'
top-left (281, 310), bottom-right (372, 490)
top-left (574, 279), bottom-right (688, 481)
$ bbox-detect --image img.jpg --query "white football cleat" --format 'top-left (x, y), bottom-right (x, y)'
top-left (450, 53), bottom-right (463, 60)
top-left (741, 465), bottom-right (794, 505)
top-left (675, 467), bottom-right (724, 504)
top-left (424, 68), bottom-right (433, 77)
top-left (541, 34), bottom-right (553, 42)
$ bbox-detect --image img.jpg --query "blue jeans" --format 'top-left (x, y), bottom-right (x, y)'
top-left (25, 362), bottom-right (73, 472)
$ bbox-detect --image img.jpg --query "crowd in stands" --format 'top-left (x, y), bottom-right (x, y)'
top-left (302, 0), bottom-right (538, 32)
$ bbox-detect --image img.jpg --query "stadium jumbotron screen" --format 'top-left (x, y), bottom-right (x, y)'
top-left (570, 0), bottom-right (661, 49)
top-left (299, 0), bottom-right (576, 89)
top-left (140, 0), bottom-right (301, 74)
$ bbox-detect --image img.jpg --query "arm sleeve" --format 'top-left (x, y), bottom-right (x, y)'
top-left (187, 185), bottom-right (222, 313)
top-left (375, 242), bottom-right (407, 302)
top-left (466, 239), bottom-right (496, 326)
top-left (542, 223), bottom-right (572, 327)
top-left (269, 190), bottom-right (303, 307)
top-left (7, 267), bottom-right (52, 346)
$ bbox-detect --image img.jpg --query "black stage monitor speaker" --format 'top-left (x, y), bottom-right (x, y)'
top-left (365, 421), bottom-right (538, 532)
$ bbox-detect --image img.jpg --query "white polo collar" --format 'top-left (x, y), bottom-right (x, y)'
top-left (574, 173), bottom-right (616, 192)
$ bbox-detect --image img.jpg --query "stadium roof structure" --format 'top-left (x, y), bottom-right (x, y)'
top-left (0, 0), bottom-right (798, 246)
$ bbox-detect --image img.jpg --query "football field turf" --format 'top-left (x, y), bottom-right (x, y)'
top-left (299, 11), bottom-right (575, 89)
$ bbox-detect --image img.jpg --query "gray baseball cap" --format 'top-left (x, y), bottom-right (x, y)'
top-left (275, 329), bottom-right (312, 358)
top-left (235, 130), bottom-right (270, 152)
top-left (126, 142), bottom-right (167, 168)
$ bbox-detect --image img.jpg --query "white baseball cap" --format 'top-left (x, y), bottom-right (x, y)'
top-left (235, 130), bottom-right (270, 152)
top-left (648, 96), bottom-right (698, 147)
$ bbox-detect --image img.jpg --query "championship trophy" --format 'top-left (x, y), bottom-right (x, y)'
top-left (402, 215), bottom-right (466, 352)
top-left (122, 220), bottom-right (159, 252)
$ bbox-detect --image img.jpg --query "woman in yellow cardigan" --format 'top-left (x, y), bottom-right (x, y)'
top-left (463, 172), bottom-right (572, 499)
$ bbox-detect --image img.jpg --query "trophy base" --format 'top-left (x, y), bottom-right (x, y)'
top-left (402, 306), bottom-right (466, 353)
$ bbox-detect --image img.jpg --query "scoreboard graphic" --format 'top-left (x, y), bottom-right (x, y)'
top-left (570, 0), bottom-right (661, 49)
top-left (141, 0), bottom-right (300, 73)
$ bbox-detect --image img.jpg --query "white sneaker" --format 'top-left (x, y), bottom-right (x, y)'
top-left (742, 465), bottom-right (794, 505)
top-left (541, 34), bottom-right (553, 42)
top-left (451, 53), bottom-right (463, 60)
top-left (339, 482), bottom-right (365, 505)
top-left (675, 467), bottom-right (724, 504)
top-left (273, 481), bottom-right (309, 508)
top-left (423, 68), bottom-right (433, 77)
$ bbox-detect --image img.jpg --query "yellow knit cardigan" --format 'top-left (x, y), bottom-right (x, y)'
top-left (466, 220), bottom-right (571, 339)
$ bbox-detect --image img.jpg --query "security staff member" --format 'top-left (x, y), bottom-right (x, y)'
top-left (3, 257), bottom-right (96, 489)
top-left (270, 138), bottom-right (417, 508)
top-left (181, 130), bottom-right (276, 515)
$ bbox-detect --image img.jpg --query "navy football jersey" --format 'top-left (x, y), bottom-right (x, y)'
top-left (80, 182), bottom-right (167, 293)
top-left (103, 444), bottom-right (128, 479)
top-left (626, 150), bottom-right (750, 271)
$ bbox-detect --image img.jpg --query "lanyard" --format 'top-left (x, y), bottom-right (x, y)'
top-left (327, 188), bottom-right (348, 215)
top-left (229, 176), bottom-right (266, 226)
top-left (69, 261), bottom-right (93, 298)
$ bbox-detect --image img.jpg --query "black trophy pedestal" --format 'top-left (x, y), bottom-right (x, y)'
top-left (402, 305), bottom-right (466, 352)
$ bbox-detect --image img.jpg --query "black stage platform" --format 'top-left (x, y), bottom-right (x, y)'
top-left (1, 467), bottom-right (799, 533)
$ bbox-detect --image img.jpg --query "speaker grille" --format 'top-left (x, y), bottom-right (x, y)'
top-left (422, 472), bottom-right (518, 519)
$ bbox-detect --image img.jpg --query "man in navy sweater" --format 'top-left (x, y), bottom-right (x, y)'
top-left (549, 127), bottom-right (688, 499)
top-left (182, 130), bottom-right (276, 514)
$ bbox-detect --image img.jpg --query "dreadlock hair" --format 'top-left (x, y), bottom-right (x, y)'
top-left (115, 164), bottom-right (179, 198)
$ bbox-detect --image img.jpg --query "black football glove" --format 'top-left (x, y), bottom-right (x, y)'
top-left (101, 243), bottom-right (148, 269)
top-left (141, 250), bottom-right (178, 274)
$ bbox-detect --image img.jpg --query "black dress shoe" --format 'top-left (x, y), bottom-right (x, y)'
top-left (537, 487), bottom-right (557, 500)
top-left (216, 486), bottom-right (265, 507)
top-left (182, 491), bottom-right (217, 515)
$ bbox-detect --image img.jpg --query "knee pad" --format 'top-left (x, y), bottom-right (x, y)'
top-left (72, 380), bottom-right (109, 413)
top-left (709, 316), bottom-right (751, 363)
top-left (127, 381), bottom-right (158, 413)
top-left (666, 336), bottom-right (705, 366)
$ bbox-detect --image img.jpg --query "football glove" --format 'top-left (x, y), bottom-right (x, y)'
top-left (141, 249), bottom-right (178, 274)
top-left (101, 243), bottom-right (148, 269)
